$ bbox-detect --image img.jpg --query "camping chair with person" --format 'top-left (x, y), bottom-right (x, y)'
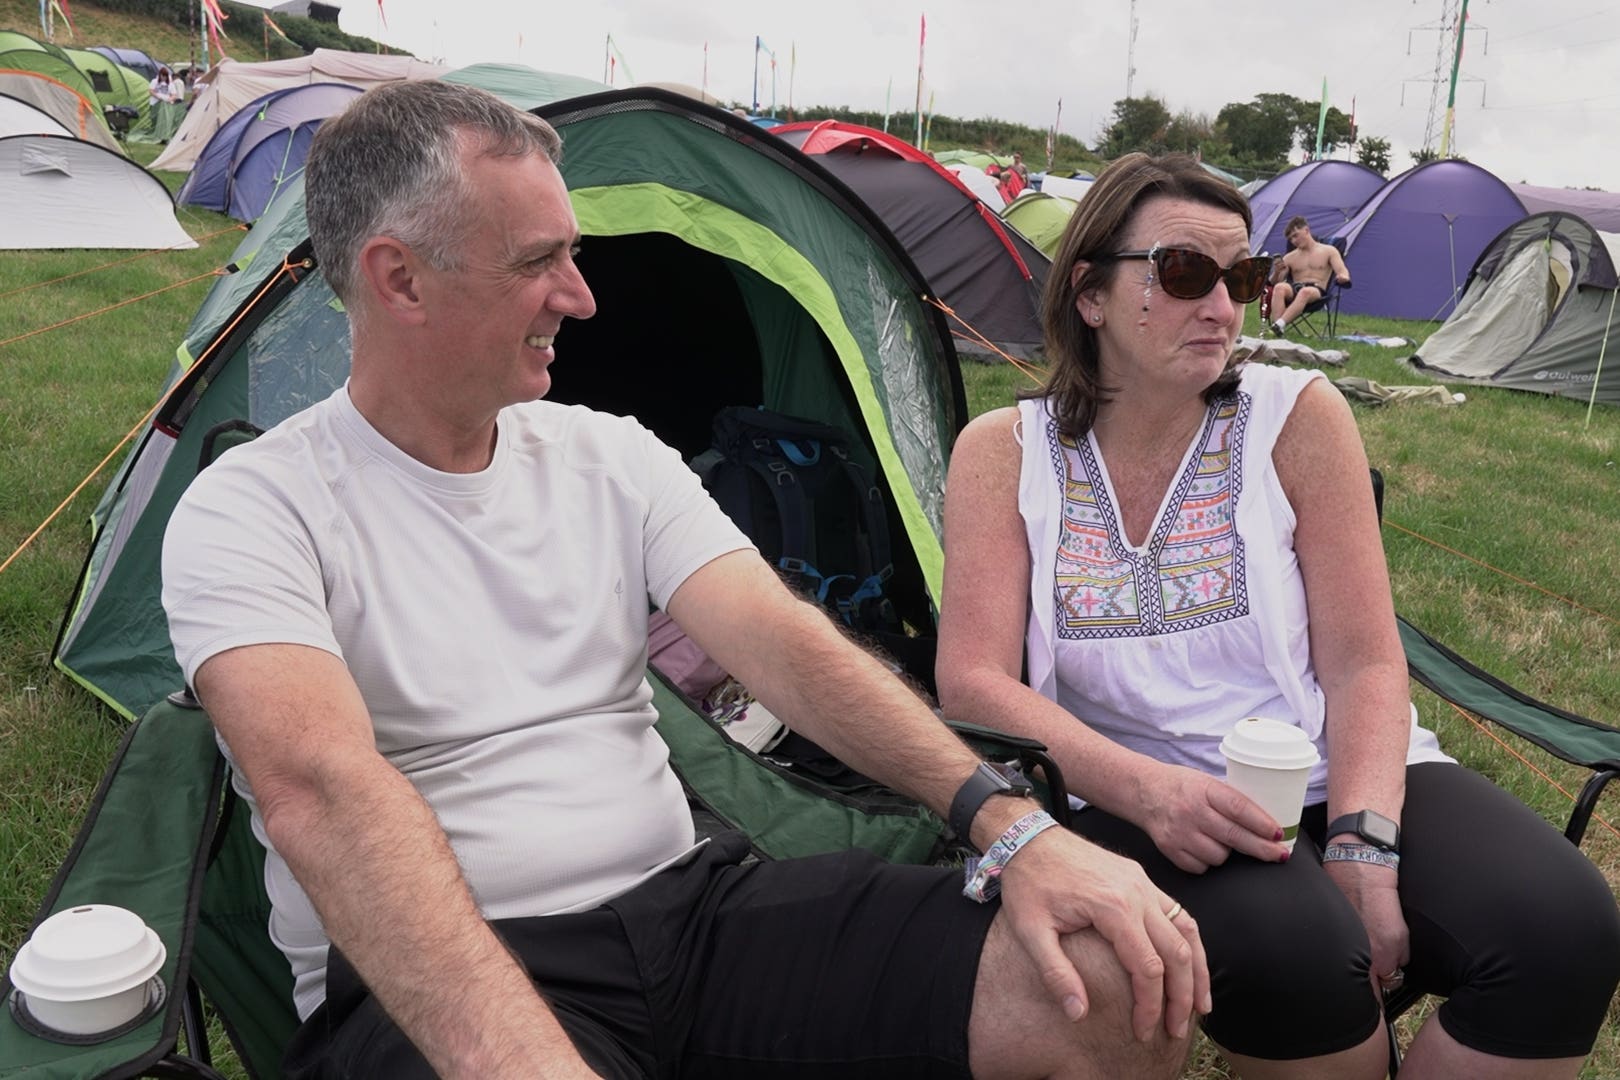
top-left (1264, 217), bottom-right (1352, 338)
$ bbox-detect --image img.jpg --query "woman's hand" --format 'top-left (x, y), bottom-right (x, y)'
top-left (1134, 761), bottom-right (1294, 873)
top-left (1323, 860), bottom-right (1409, 995)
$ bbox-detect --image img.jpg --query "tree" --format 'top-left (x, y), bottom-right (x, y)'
top-left (1294, 104), bottom-right (1355, 159)
top-left (1214, 94), bottom-right (1298, 170)
top-left (1096, 96), bottom-right (1171, 158)
top-left (1163, 108), bottom-right (1213, 155)
top-left (1356, 136), bottom-right (1391, 175)
top-left (1410, 146), bottom-right (1440, 166)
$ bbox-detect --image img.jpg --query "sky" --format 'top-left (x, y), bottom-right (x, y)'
top-left (329, 0), bottom-right (1620, 190)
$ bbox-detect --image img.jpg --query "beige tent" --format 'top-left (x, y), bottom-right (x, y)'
top-left (151, 49), bottom-right (446, 172)
top-left (0, 70), bottom-right (122, 154)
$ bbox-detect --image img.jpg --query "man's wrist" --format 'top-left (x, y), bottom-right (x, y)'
top-left (963, 809), bottom-right (1060, 902)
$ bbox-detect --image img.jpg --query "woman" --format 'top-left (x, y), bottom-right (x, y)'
top-left (149, 67), bottom-right (178, 108)
top-left (937, 152), bottom-right (1619, 1079)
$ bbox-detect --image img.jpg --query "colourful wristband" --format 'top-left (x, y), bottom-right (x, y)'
top-left (962, 810), bottom-right (1059, 903)
top-left (1322, 842), bottom-right (1400, 871)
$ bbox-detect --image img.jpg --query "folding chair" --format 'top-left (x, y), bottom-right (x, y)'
top-left (1267, 237), bottom-right (1351, 339)
top-left (1370, 467), bottom-right (1620, 1075)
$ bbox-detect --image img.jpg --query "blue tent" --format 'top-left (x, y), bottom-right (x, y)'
top-left (1335, 159), bottom-right (1526, 321)
top-left (177, 82), bottom-right (362, 221)
top-left (89, 46), bottom-right (159, 81)
top-left (1247, 159), bottom-right (1386, 256)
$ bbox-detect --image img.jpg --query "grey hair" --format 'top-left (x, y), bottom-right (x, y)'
top-left (304, 80), bottom-right (562, 304)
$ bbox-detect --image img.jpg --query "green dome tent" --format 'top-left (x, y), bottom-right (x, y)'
top-left (54, 85), bottom-right (967, 719)
top-left (1002, 190), bottom-right (1079, 258)
top-left (0, 42), bottom-right (103, 118)
top-left (61, 46), bottom-right (150, 125)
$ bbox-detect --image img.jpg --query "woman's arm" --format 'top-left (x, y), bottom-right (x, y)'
top-left (1274, 378), bottom-right (1410, 978)
top-left (937, 408), bottom-right (1287, 872)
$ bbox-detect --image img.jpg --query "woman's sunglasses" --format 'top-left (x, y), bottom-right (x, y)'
top-left (1095, 246), bottom-right (1273, 303)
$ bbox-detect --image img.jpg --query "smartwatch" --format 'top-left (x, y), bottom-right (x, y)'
top-left (1326, 810), bottom-right (1400, 853)
top-left (949, 762), bottom-right (1034, 851)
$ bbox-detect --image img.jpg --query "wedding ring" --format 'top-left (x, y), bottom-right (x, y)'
top-left (1163, 901), bottom-right (1184, 922)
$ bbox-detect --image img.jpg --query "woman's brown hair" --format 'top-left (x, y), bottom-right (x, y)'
top-left (1031, 153), bottom-right (1254, 437)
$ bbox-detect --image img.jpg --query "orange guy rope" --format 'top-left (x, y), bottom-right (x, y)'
top-left (0, 270), bottom-right (224, 351)
top-left (1383, 519), bottom-right (1618, 629)
top-left (0, 258), bottom-right (305, 577)
top-left (0, 225), bottom-right (246, 301)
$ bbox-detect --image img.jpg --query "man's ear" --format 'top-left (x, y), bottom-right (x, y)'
top-left (356, 236), bottom-right (427, 326)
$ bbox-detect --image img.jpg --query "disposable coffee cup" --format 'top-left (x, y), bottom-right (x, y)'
top-left (8, 904), bottom-right (165, 1037)
top-left (1219, 717), bottom-right (1320, 853)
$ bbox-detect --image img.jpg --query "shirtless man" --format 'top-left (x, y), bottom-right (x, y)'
top-left (1269, 216), bottom-right (1350, 335)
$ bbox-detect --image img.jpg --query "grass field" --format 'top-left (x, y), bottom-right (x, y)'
top-left (2, 145), bottom-right (1619, 1075)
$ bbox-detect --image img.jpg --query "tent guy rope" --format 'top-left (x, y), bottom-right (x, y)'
top-left (0, 224), bottom-right (245, 301)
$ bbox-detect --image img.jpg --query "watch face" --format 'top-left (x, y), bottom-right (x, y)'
top-left (1361, 812), bottom-right (1399, 850)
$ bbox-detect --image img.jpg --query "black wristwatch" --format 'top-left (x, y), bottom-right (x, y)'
top-left (949, 762), bottom-right (1035, 851)
top-left (1326, 810), bottom-right (1400, 853)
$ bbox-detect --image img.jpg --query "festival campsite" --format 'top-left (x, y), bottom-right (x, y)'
top-left (3, 6), bottom-right (1620, 1077)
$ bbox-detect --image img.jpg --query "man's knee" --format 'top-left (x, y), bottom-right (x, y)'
top-left (969, 915), bottom-right (1191, 1080)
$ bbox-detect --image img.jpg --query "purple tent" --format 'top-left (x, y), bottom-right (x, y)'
top-left (1246, 160), bottom-right (1386, 256)
top-left (1511, 183), bottom-right (1620, 233)
top-left (1336, 159), bottom-right (1526, 321)
top-left (89, 45), bottom-right (159, 82)
top-left (177, 82), bottom-right (361, 222)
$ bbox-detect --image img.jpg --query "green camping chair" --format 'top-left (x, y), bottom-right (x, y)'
top-left (0, 672), bottom-right (1070, 1079)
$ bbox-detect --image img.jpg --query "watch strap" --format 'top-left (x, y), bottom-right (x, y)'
top-left (948, 763), bottom-right (1031, 850)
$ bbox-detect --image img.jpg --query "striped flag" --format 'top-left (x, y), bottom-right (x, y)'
top-left (263, 12), bottom-right (293, 43)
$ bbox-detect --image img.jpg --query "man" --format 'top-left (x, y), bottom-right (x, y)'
top-left (162, 81), bottom-right (1207, 1079)
top-left (1268, 215), bottom-right (1350, 335)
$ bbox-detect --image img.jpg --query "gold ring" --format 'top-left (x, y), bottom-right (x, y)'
top-left (1163, 901), bottom-right (1183, 922)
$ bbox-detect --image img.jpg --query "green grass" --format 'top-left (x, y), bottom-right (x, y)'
top-left (0, 144), bottom-right (1616, 1080)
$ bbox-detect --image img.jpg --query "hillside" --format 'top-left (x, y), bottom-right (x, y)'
top-left (0, 0), bottom-right (395, 69)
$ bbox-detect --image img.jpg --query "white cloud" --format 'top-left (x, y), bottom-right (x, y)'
top-left (342, 0), bottom-right (1620, 189)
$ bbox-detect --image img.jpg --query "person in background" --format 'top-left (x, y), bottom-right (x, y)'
top-left (148, 66), bottom-right (180, 108)
top-left (162, 81), bottom-right (1208, 1080)
top-left (937, 150), bottom-right (1620, 1079)
top-left (1268, 215), bottom-right (1349, 335)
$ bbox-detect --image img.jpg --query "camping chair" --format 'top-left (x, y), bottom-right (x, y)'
top-left (1264, 236), bottom-right (1351, 339)
top-left (1368, 467), bottom-right (1620, 1075)
top-left (0, 677), bottom-right (1069, 1079)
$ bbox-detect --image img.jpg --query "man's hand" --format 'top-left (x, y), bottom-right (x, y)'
top-left (1134, 762), bottom-right (1292, 873)
top-left (1323, 859), bottom-right (1408, 995)
top-left (997, 828), bottom-right (1211, 1042)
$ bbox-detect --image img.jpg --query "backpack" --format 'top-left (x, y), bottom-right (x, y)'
top-left (695, 406), bottom-right (898, 634)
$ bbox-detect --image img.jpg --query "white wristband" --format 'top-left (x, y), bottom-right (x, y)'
top-left (962, 810), bottom-right (1059, 903)
top-left (1322, 842), bottom-right (1400, 871)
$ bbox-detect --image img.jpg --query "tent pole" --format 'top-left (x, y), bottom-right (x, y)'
top-left (1583, 287), bottom-right (1618, 428)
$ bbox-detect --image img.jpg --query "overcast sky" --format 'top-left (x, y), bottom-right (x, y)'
top-left (335, 1), bottom-right (1619, 190)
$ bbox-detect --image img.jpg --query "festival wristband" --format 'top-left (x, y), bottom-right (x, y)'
top-left (962, 810), bottom-right (1060, 903)
top-left (1321, 842), bottom-right (1401, 872)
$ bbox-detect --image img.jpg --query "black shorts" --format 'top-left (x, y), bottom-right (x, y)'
top-left (1070, 762), bottom-right (1620, 1060)
top-left (283, 831), bottom-right (998, 1078)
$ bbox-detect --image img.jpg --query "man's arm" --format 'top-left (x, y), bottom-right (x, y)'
top-left (195, 643), bottom-right (598, 1079)
top-left (1329, 244), bottom-right (1351, 284)
top-left (665, 553), bottom-right (1209, 1039)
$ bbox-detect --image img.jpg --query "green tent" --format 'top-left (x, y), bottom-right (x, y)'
top-left (1002, 190), bottom-right (1079, 258)
top-left (62, 46), bottom-right (150, 124)
top-left (0, 42), bottom-right (103, 116)
top-left (932, 148), bottom-right (1004, 171)
top-left (54, 85), bottom-right (967, 719)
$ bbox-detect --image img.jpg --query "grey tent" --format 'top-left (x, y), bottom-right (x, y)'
top-left (1408, 211), bottom-right (1620, 405)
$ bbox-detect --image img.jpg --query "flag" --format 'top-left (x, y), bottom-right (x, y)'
top-left (37, 0), bottom-right (46, 40)
top-left (1349, 95), bottom-right (1357, 146)
top-left (50, 0), bottom-right (75, 39)
top-left (608, 35), bottom-right (636, 83)
top-left (1314, 76), bottom-right (1328, 159)
top-left (883, 75), bottom-right (892, 133)
top-left (375, 0), bottom-right (388, 30)
top-left (202, 0), bottom-right (230, 38)
top-left (1046, 96), bottom-right (1062, 171)
top-left (702, 40), bottom-right (708, 98)
top-left (923, 89), bottom-right (936, 151)
top-left (914, 12), bottom-right (926, 148)
top-left (263, 12), bottom-right (293, 43)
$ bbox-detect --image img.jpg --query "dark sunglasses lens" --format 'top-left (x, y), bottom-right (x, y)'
top-left (1225, 258), bottom-right (1271, 303)
top-left (1154, 248), bottom-right (1220, 299)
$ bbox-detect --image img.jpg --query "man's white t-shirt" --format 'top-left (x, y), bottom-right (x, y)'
top-left (162, 385), bottom-right (753, 1019)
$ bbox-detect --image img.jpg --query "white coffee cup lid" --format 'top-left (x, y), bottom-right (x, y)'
top-left (1219, 717), bottom-right (1321, 770)
top-left (8, 905), bottom-right (166, 1003)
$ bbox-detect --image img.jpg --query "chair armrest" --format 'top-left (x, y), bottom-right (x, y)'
top-left (945, 720), bottom-right (1074, 828)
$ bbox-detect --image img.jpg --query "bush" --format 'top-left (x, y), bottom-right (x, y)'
top-left (83, 0), bottom-right (405, 57)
